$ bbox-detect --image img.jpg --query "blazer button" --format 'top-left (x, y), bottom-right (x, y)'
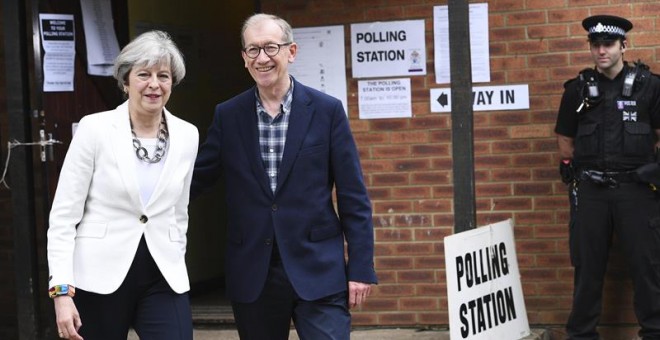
top-left (265, 238), bottom-right (272, 246)
top-left (139, 215), bottom-right (148, 223)
top-left (271, 204), bottom-right (277, 211)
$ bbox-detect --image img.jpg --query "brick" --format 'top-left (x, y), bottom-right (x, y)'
top-left (507, 10), bottom-right (546, 26)
top-left (475, 155), bottom-right (511, 168)
top-left (476, 183), bottom-right (512, 196)
top-left (492, 197), bottom-right (533, 210)
top-left (375, 257), bottom-right (414, 269)
top-left (533, 224), bottom-right (568, 239)
top-left (411, 144), bottom-right (449, 157)
top-left (372, 173), bottom-right (409, 187)
top-left (365, 6), bottom-right (404, 21)
top-left (514, 211), bottom-right (555, 225)
top-left (377, 312), bottom-right (417, 325)
top-left (489, 0), bottom-right (525, 11)
top-left (513, 182), bottom-right (553, 196)
top-left (490, 56), bottom-right (526, 72)
top-left (507, 41), bottom-right (549, 55)
top-left (413, 255), bottom-right (445, 269)
top-left (491, 27), bottom-right (526, 41)
top-left (375, 229), bottom-right (413, 242)
top-left (492, 140), bottom-right (531, 154)
top-left (474, 127), bottom-right (509, 140)
top-left (476, 212), bottom-right (514, 226)
top-left (362, 298), bottom-right (399, 311)
top-left (513, 153), bottom-right (554, 167)
top-left (362, 159), bottom-right (396, 173)
top-left (372, 145), bottom-right (410, 159)
top-left (373, 200), bottom-right (412, 214)
top-left (517, 239), bottom-right (557, 253)
top-left (391, 131), bottom-right (429, 144)
top-left (375, 284), bottom-right (415, 297)
top-left (432, 213), bottom-right (455, 226)
top-left (491, 168), bottom-right (531, 182)
top-left (416, 283), bottom-right (445, 296)
top-left (410, 171), bottom-right (450, 185)
top-left (370, 119), bottom-right (408, 131)
top-left (400, 297), bottom-right (438, 311)
top-left (367, 187), bottom-right (391, 200)
top-left (392, 187), bottom-right (431, 199)
top-left (393, 159), bottom-right (430, 172)
top-left (397, 270), bottom-right (435, 283)
top-left (413, 199), bottom-right (452, 213)
top-left (410, 115), bottom-right (448, 129)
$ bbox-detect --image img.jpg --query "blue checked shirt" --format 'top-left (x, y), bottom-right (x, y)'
top-left (256, 80), bottom-right (294, 193)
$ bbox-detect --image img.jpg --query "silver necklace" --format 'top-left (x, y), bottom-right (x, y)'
top-left (130, 113), bottom-right (168, 163)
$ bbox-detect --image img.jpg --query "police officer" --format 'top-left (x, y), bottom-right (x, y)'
top-left (555, 14), bottom-right (660, 339)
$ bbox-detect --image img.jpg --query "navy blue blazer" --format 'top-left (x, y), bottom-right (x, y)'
top-left (192, 79), bottom-right (377, 303)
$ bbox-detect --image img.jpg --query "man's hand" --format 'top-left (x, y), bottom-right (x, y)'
top-left (348, 281), bottom-right (373, 309)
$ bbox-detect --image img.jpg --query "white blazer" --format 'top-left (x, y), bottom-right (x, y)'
top-left (47, 101), bottom-right (199, 294)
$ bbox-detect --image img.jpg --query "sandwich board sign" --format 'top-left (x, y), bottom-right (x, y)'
top-left (444, 219), bottom-right (530, 339)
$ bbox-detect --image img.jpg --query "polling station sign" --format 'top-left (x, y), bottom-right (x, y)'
top-left (351, 20), bottom-right (426, 78)
top-left (444, 219), bottom-right (530, 339)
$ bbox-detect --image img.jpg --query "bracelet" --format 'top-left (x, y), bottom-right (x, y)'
top-left (48, 284), bottom-right (75, 299)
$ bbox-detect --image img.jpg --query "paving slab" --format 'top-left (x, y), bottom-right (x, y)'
top-left (128, 327), bottom-right (548, 339)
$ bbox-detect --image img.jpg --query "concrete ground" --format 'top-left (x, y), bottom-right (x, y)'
top-left (128, 327), bottom-right (549, 339)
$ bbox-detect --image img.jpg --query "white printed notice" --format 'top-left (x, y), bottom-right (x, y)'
top-left (358, 78), bottom-right (411, 119)
top-left (433, 3), bottom-right (490, 84)
top-left (351, 20), bottom-right (426, 78)
top-left (80, 0), bottom-right (121, 76)
top-left (39, 13), bottom-right (75, 92)
top-left (444, 219), bottom-right (530, 339)
top-left (289, 25), bottom-right (348, 114)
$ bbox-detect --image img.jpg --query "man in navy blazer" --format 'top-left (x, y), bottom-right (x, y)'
top-left (192, 13), bottom-right (377, 339)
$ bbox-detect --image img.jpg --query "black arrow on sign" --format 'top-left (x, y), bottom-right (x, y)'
top-left (437, 92), bottom-right (449, 107)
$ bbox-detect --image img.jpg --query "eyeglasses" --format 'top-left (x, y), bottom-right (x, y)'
top-left (243, 42), bottom-right (293, 59)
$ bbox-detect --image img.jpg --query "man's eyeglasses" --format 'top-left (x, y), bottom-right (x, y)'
top-left (243, 42), bottom-right (293, 59)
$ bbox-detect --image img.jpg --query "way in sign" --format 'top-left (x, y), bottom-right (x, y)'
top-left (472, 89), bottom-right (516, 106)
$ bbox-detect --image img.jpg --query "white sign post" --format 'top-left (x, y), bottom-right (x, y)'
top-left (350, 20), bottom-right (426, 78)
top-left (444, 219), bottom-right (530, 339)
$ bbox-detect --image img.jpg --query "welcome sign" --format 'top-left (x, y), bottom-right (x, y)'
top-left (444, 219), bottom-right (530, 339)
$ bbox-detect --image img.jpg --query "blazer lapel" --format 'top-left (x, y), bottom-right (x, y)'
top-left (109, 102), bottom-right (143, 208)
top-left (236, 90), bottom-right (274, 198)
top-left (276, 83), bottom-right (313, 194)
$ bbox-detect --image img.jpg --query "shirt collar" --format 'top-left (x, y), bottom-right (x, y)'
top-left (255, 77), bottom-right (294, 118)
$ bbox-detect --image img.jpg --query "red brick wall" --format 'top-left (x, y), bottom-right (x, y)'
top-left (261, 0), bottom-right (660, 330)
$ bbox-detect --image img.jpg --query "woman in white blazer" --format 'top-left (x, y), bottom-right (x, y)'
top-left (47, 30), bottom-right (198, 340)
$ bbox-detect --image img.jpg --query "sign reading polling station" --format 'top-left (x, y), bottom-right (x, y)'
top-left (444, 219), bottom-right (530, 339)
top-left (350, 20), bottom-right (426, 78)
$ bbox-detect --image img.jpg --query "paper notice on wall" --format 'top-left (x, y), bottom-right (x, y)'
top-left (358, 78), bottom-right (411, 119)
top-left (433, 3), bottom-right (491, 84)
top-left (80, 0), bottom-right (121, 76)
top-left (289, 25), bottom-right (348, 115)
top-left (39, 13), bottom-right (75, 92)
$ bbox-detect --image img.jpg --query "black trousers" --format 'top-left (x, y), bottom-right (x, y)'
top-left (566, 180), bottom-right (660, 340)
top-left (74, 236), bottom-right (193, 340)
top-left (231, 247), bottom-right (350, 340)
